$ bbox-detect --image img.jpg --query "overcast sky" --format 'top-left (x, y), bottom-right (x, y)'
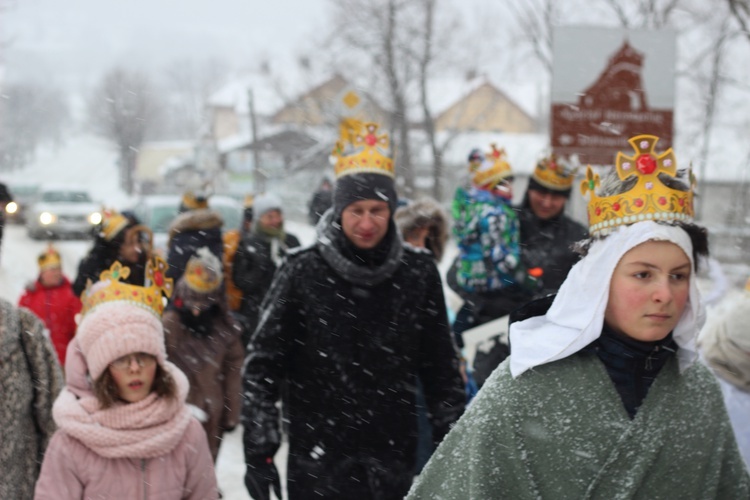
top-left (3, 0), bottom-right (330, 88)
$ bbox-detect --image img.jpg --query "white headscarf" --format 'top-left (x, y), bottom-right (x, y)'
top-left (510, 221), bottom-right (705, 378)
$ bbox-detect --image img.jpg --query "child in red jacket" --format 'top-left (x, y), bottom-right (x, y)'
top-left (18, 246), bottom-right (81, 366)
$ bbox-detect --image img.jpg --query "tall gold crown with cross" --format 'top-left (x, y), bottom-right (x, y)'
top-left (80, 256), bottom-right (174, 318)
top-left (580, 134), bottom-right (694, 236)
top-left (331, 121), bottom-right (395, 179)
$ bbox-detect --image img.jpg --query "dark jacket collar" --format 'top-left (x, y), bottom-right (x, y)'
top-left (316, 210), bottom-right (404, 287)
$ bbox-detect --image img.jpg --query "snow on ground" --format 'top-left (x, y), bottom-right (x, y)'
top-left (1, 132), bottom-right (748, 499)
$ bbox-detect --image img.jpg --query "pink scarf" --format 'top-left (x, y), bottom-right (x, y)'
top-left (54, 339), bottom-right (193, 459)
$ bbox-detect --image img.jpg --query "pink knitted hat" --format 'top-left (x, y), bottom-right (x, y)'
top-left (76, 301), bottom-right (166, 380)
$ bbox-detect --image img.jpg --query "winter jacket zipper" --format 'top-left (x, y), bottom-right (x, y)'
top-left (141, 459), bottom-right (148, 499)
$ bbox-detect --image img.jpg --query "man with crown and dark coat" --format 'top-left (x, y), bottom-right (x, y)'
top-left (471, 153), bottom-right (588, 387)
top-left (72, 209), bottom-right (153, 296)
top-left (241, 120), bottom-right (465, 500)
top-left (407, 135), bottom-right (750, 499)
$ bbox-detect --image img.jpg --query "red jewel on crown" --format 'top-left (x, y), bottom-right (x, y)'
top-left (365, 134), bottom-right (377, 146)
top-left (154, 271), bottom-right (164, 287)
top-left (636, 154), bottom-right (657, 175)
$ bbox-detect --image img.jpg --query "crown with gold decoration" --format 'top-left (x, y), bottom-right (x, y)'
top-left (472, 144), bottom-right (513, 188)
top-left (580, 134), bottom-right (694, 236)
top-left (38, 245), bottom-right (62, 270)
top-left (100, 209), bottom-right (130, 242)
top-left (532, 153), bottom-right (577, 192)
top-left (183, 247), bottom-right (223, 293)
top-left (80, 256), bottom-right (174, 318)
top-left (331, 121), bottom-right (395, 179)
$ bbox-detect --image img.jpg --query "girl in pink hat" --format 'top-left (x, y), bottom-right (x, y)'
top-left (35, 261), bottom-right (218, 499)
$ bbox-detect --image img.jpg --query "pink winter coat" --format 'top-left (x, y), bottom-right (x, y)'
top-left (34, 338), bottom-right (218, 499)
top-left (34, 418), bottom-right (216, 499)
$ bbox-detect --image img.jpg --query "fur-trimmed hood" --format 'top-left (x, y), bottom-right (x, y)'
top-left (168, 208), bottom-right (223, 242)
top-left (394, 198), bottom-right (449, 262)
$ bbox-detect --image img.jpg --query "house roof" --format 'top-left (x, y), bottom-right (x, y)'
top-left (270, 73), bottom-right (389, 125)
top-left (408, 76), bottom-right (540, 123)
top-left (207, 73), bottom-right (286, 116)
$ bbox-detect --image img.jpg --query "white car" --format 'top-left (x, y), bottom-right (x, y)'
top-left (130, 194), bottom-right (243, 256)
top-left (26, 186), bottom-right (101, 240)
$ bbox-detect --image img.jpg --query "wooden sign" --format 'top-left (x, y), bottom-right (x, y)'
top-left (551, 27), bottom-right (676, 165)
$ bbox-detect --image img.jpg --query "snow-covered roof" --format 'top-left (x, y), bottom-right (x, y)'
top-left (207, 73), bottom-right (287, 116)
top-left (412, 76), bottom-right (541, 122)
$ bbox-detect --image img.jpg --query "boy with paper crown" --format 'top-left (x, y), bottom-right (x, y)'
top-left (408, 135), bottom-right (749, 498)
top-left (241, 120), bottom-right (464, 500)
top-left (470, 152), bottom-right (588, 387)
top-left (163, 247), bottom-right (243, 463)
top-left (451, 145), bottom-right (527, 339)
top-left (19, 245), bottom-right (81, 365)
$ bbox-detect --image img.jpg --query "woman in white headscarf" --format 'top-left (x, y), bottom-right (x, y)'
top-left (407, 136), bottom-right (750, 499)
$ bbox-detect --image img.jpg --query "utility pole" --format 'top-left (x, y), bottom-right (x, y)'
top-left (248, 89), bottom-right (265, 192)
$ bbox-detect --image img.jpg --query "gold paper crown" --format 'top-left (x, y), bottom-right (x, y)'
top-left (182, 191), bottom-right (209, 210)
top-left (533, 153), bottom-right (577, 191)
top-left (80, 256), bottom-right (174, 318)
top-left (100, 209), bottom-right (130, 242)
top-left (184, 247), bottom-right (222, 293)
top-left (472, 144), bottom-right (513, 188)
top-left (580, 134), bottom-right (694, 236)
top-left (331, 121), bottom-right (395, 179)
top-left (243, 194), bottom-right (254, 208)
top-left (38, 245), bottom-right (61, 270)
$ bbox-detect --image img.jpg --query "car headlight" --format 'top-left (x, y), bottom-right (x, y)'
top-left (89, 212), bottom-right (102, 225)
top-left (5, 202), bottom-right (18, 214)
top-left (39, 212), bottom-right (57, 225)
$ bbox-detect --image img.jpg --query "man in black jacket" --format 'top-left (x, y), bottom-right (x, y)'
top-left (232, 192), bottom-right (300, 347)
top-left (241, 123), bottom-right (465, 500)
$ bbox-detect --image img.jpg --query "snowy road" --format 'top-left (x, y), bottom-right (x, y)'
top-left (1, 220), bottom-right (744, 500)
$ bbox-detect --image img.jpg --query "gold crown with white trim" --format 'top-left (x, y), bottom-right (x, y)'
top-left (331, 120), bottom-right (395, 179)
top-left (532, 153), bottom-right (577, 191)
top-left (184, 247), bottom-right (222, 293)
top-left (80, 256), bottom-right (174, 318)
top-left (580, 134), bottom-right (694, 236)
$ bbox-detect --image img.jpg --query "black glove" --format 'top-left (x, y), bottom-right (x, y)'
top-left (245, 456), bottom-right (281, 500)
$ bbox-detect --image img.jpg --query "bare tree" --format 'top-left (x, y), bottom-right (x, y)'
top-left (0, 82), bottom-right (69, 171)
top-left (328, 0), bottom-right (422, 195)
top-left (727, 0), bottom-right (750, 44)
top-left (88, 67), bottom-right (160, 194)
top-left (159, 57), bottom-right (229, 140)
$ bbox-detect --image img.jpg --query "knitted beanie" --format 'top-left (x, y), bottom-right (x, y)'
top-left (76, 302), bottom-right (166, 381)
top-left (333, 172), bottom-right (398, 218)
top-left (253, 192), bottom-right (283, 218)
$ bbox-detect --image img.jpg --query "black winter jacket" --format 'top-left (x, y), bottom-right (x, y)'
top-left (517, 202), bottom-right (587, 295)
top-left (232, 228), bottom-right (300, 344)
top-left (241, 211), bottom-right (465, 499)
